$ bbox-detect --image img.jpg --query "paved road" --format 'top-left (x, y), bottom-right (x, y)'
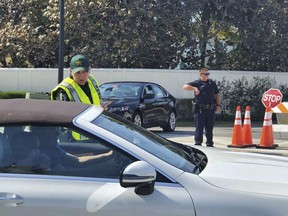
top-left (151, 126), bottom-right (288, 157)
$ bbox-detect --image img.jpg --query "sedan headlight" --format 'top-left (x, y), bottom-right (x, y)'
top-left (109, 106), bottom-right (130, 112)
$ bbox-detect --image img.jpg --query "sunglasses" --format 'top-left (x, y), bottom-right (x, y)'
top-left (200, 73), bottom-right (210, 76)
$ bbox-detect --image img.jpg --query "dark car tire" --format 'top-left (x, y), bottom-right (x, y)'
top-left (162, 110), bottom-right (176, 132)
top-left (132, 112), bottom-right (142, 127)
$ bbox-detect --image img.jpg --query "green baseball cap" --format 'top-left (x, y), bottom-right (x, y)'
top-left (70, 54), bottom-right (90, 73)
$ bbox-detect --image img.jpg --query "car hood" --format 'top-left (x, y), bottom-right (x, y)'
top-left (198, 147), bottom-right (288, 196)
top-left (102, 98), bottom-right (138, 107)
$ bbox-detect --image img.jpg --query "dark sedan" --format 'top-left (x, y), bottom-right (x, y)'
top-left (100, 81), bottom-right (177, 131)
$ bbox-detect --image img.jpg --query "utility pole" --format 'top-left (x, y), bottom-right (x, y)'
top-left (58, 0), bottom-right (65, 83)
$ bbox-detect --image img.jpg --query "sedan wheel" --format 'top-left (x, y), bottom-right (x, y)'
top-left (133, 112), bottom-right (142, 127)
top-left (162, 110), bottom-right (176, 132)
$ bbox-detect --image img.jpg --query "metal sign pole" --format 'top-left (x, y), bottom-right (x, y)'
top-left (58, 0), bottom-right (65, 84)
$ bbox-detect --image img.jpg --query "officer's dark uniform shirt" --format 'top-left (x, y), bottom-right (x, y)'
top-left (188, 78), bottom-right (219, 104)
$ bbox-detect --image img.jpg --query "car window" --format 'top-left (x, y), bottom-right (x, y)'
top-left (0, 125), bottom-right (135, 179)
top-left (144, 85), bottom-right (154, 95)
top-left (152, 85), bottom-right (165, 98)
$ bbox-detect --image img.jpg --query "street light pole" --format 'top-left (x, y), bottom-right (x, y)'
top-left (58, 0), bottom-right (65, 83)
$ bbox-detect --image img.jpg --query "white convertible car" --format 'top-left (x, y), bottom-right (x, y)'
top-left (0, 99), bottom-right (287, 216)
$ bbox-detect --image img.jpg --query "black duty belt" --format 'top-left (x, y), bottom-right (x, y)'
top-left (198, 103), bottom-right (215, 110)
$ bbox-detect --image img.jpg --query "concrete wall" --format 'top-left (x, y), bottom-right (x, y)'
top-left (0, 68), bottom-right (287, 99)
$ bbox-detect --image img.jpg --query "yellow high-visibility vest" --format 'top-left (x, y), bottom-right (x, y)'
top-left (51, 75), bottom-right (101, 105)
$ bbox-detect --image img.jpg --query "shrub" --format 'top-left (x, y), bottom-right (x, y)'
top-left (177, 76), bottom-right (287, 122)
top-left (0, 91), bottom-right (25, 99)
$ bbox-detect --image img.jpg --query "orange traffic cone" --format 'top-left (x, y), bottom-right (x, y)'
top-left (256, 107), bottom-right (276, 149)
top-left (242, 106), bottom-right (256, 147)
top-left (228, 106), bottom-right (245, 148)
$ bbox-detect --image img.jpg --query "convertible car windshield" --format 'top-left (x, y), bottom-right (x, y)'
top-left (93, 112), bottom-right (207, 174)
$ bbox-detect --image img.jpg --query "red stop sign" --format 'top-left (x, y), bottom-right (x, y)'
top-left (261, 88), bottom-right (283, 108)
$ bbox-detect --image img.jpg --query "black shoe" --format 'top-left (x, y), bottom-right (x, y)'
top-left (195, 143), bottom-right (202, 146)
top-left (206, 144), bottom-right (214, 147)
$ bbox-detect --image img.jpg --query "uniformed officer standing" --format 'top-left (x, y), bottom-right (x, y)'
top-left (183, 68), bottom-right (221, 147)
top-left (50, 54), bottom-right (109, 141)
top-left (50, 54), bottom-right (103, 106)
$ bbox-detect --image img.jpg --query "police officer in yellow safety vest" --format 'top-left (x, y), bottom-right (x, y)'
top-left (51, 54), bottom-right (107, 140)
top-left (51, 54), bottom-right (102, 106)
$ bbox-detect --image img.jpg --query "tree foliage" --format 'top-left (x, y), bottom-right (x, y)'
top-left (225, 0), bottom-right (288, 71)
top-left (0, 0), bottom-right (287, 71)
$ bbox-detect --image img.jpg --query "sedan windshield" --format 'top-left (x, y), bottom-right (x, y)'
top-left (93, 112), bottom-right (207, 174)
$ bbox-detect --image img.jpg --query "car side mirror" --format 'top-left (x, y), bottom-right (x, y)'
top-left (143, 93), bottom-right (155, 100)
top-left (120, 161), bottom-right (156, 195)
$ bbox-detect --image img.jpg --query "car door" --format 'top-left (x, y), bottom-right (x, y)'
top-left (0, 125), bottom-right (195, 216)
top-left (151, 84), bottom-right (171, 123)
top-left (0, 176), bottom-right (194, 216)
top-left (141, 84), bottom-right (157, 125)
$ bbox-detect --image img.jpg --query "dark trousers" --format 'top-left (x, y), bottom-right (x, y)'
top-left (194, 109), bottom-right (215, 145)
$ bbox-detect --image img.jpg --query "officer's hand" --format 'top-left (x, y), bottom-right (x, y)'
top-left (101, 101), bottom-right (112, 111)
top-left (194, 88), bottom-right (200, 95)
